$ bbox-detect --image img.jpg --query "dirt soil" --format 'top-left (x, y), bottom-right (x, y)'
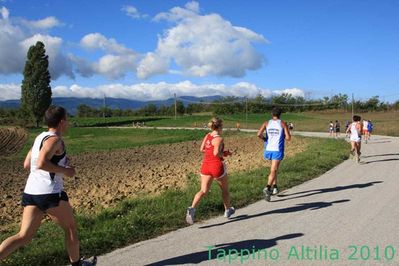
top-left (0, 127), bottom-right (27, 157)
top-left (0, 135), bottom-right (306, 232)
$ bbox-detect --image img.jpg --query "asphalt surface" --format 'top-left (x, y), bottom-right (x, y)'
top-left (98, 133), bottom-right (399, 266)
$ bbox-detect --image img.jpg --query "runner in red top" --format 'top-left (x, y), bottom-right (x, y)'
top-left (186, 117), bottom-right (235, 224)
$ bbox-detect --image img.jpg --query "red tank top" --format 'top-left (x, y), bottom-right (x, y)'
top-left (203, 134), bottom-right (224, 163)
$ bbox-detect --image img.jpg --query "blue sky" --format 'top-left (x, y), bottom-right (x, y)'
top-left (1, 0), bottom-right (398, 102)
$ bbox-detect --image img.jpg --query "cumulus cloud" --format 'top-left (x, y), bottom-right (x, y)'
top-left (121, 5), bottom-right (147, 19)
top-left (46, 82), bottom-right (304, 101)
top-left (1, 6), bottom-right (9, 19)
top-left (273, 88), bottom-right (305, 97)
top-left (73, 33), bottom-right (138, 79)
top-left (0, 80), bottom-right (305, 101)
top-left (137, 52), bottom-right (169, 79)
top-left (21, 16), bottom-right (62, 30)
top-left (80, 33), bottom-right (132, 54)
top-left (0, 83), bottom-right (20, 100)
top-left (139, 1), bottom-right (267, 79)
top-left (0, 7), bottom-right (72, 79)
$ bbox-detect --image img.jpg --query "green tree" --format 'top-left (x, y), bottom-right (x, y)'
top-left (21, 41), bottom-right (52, 127)
top-left (77, 104), bottom-right (92, 117)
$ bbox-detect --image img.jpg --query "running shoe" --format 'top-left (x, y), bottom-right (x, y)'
top-left (272, 187), bottom-right (279, 195)
top-left (263, 187), bottom-right (272, 202)
top-left (80, 256), bottom-right (97, 266)
top-left (349, 150), bottom-right (355, 159)
top-left (356, 155), bottom-right (360, 164)
top-left (186, 207), bottom-right (196, 225)
top-left (224, 207), bottom-right (235, 218)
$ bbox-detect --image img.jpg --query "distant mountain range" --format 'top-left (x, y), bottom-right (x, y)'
top-left (0, 95), bottom-right (222, 114)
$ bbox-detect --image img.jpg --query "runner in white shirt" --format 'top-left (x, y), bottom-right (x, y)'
top-left (346, 115), bottom-right (363, 163)
top-left (257, 107), bottom-right (291, 201)
top-left (0, 106), bottom-right (96, 266)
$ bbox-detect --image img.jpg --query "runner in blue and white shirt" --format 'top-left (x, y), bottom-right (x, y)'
top-left (257, 107), bottom-right (291, 201)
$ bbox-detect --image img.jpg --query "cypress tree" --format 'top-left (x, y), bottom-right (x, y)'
top-left (21, 41), bottom-right (52, 127)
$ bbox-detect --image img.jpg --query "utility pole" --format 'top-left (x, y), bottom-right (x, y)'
top-left (245, 97), bottom-right (248, 129)
top-left (351, 93), bottom-right (354, 118)
top-left (174, 93), bottom-right (177, 120)
top-left (103, 93), bottom-right (106, 119)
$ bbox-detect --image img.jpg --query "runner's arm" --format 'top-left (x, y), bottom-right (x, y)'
top-left (200, 134), bottom-right (208, 152)
top-left (282, 120), bottom-right (291, 141)
top-left (36, 137), bottom-right (75, 177)
top-left (23, 148), bottom-right (32, 170)
top-left (257, 122), bottom-right (268, 141)
top-left (212, 137), bottom-right (223, 157)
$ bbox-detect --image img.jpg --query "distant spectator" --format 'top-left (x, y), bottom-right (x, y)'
top-left (329, 121), bottom-right (334, 137)
top-left (334, 120), bottom-right (341, 138)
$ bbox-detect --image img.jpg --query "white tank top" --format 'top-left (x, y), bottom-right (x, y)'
top-left (265, 119), bottom-right (285, 152)
top-left (24, 131), bottom-right (67, 195)
top-left (363, 120), bottom-right (369, 129)
top-left (350, 122), bottom-right (361, 142)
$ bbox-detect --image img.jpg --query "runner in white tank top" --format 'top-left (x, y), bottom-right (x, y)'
top-left (0, 106), bottom-right (97, 265)
top-left (257, 107), bottom-right (291, 201)
top-left (24, 131), bottom-right (67, 195)
top-left (346, 115), bottom-right (363, 163)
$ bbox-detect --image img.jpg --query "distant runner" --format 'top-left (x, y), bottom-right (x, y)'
top-left (257, 107), bottom-right (291, 201)
top-left (347, 115), bottom-right (363, 163)
top-left (368, 120), bottom-right (373, 139)
top-left (186, 117), bottom-right (234, 224)
top-left (362, 119), bottom-right (370, 143)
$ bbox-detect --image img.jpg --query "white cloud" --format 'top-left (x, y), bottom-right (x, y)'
top-left (0, 83), bottom-right (20, 100)
top-left (1, 6), bottom-right (9, 19)
top-left (80, 33), bottom-right (132, 54)
top-left (184, 1), bottom-right (200, 13)
top-left (137, 52), bottom-right (169, 79)
top-left (46, 82), bottom-right (304, 101)
top-left (74, 33), bottom-right (138, 79)
top-left (272, 88), bottom-right (305, 98)
top-left (140, 1), bottom-right (267, 79)
top-left (121, 5), bottom-right (147, 19)
top-left (0, 81), bottom-right (305, 101)
top-left (22, 16), bottom-right (62, 30)
top-left (0, 7), bottom-right (72, 79)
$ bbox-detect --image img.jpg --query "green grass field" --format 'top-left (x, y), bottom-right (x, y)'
top-left (1, 136), bottom-right (349, 266)
top-left (16, 127), bottom-right (208, 159)
top-left (68, 111), bottom-right (399, 136)
top-left (141, 111), bottom-right (399, 136)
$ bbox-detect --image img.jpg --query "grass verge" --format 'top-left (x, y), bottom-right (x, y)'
top-left (0, 137), bottom-right (349, 266)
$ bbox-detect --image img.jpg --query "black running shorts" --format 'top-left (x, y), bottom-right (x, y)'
top-left (21, 191), bottom-right (69, 212)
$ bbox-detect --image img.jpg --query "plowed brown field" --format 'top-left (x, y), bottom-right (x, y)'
top-left (0, 135), bottom-right (306, 232)
top-left (0, 127), bottom-right (28, 157)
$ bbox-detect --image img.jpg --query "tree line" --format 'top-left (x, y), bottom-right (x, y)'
top-left (72, 93), bottom-right (399, 118)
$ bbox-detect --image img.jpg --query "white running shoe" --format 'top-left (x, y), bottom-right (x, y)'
top-left (186, 207), bottom-right (195, 225)
top-left (224, 207), bottom-right (235, 218)
top-left (80, 256), bottom-right (97, 266)
top-left (263, 187), bottom-right (272, 202)
top-left (272, 187), bottom-right (279, 195)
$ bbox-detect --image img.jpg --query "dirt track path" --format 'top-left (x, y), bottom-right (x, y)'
top-left (98, 133), bottom-right (399, 266)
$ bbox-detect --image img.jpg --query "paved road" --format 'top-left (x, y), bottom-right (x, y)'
top-left (98, 133), bottom-right (399, 265)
